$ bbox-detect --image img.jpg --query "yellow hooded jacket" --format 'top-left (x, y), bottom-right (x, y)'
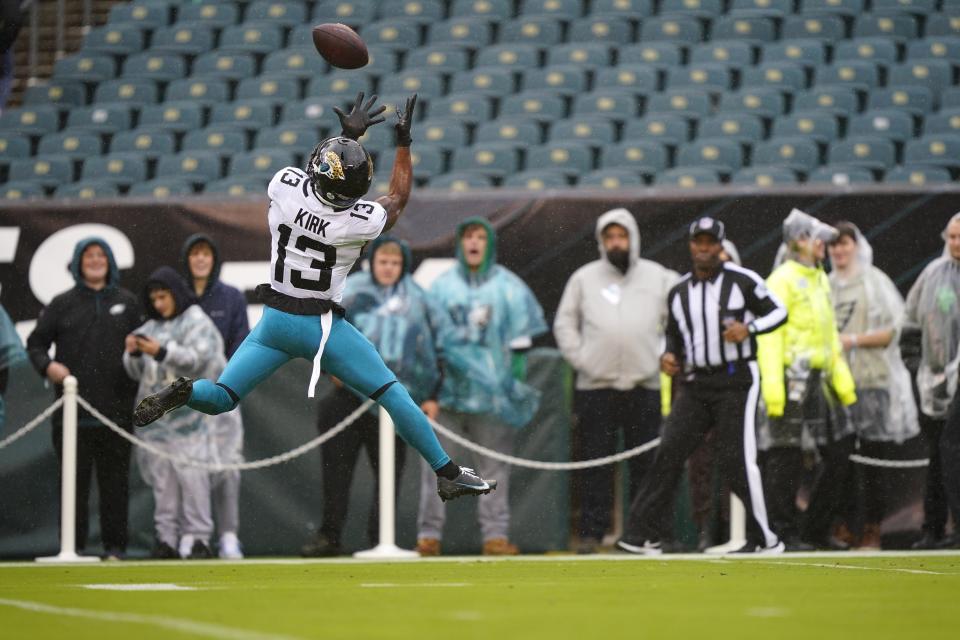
top-left (756, 259), bottom-right (857, 417)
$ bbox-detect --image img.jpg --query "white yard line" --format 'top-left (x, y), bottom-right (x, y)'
top-left (0, 597), bottom-right (304, 640)
top-left (719, 559), bottom-right (952, 576)
top-left (360, 583), bottom-right (472, 588)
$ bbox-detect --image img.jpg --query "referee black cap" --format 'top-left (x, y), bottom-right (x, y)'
top-left (689, 217), bottom-right (725, 242)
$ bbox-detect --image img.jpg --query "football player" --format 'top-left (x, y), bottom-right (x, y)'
top-left (133, 93), bottom-right (496, 502)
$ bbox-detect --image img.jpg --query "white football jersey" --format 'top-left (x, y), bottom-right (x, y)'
top-left (266, 167), bottom-right (387, 303)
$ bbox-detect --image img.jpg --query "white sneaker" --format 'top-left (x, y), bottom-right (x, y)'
top-left (178, 534), bottom-right (194, 559)
top-left (615, 539), bottom-right (663, 555)
top-left (219, 532), bottom-right (244, 559)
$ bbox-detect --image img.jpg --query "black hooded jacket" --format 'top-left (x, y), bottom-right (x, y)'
top-left (26, 237), bottom-right (144, 430)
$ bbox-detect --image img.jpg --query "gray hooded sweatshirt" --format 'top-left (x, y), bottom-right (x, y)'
top-left (554, 208), bottom-right (680, 391)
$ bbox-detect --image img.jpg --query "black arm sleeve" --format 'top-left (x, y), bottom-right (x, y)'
top-left (664, 290), bottom-right (684, 358)
top-left (26, 303), bottom-right (58, 377)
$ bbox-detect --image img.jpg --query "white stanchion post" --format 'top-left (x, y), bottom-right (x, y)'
top-left (37, 376), bottom-right (100, 563)
top-left (353, 408), bottom-right (418, 559)
top-left (704, 495), bottom-right (747, 555)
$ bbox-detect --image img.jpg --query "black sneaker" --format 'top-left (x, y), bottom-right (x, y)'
top-left (134, 377), bottom-right (193, 427)
top-left (732, 540), bottom-right (786, 554)
top-left (437, 467), bottom-right (497, 502)
top-left (188, 539), bottom-right (213, 559)
top-left (615, 538), bottom-right (662, 555)
top-left (151, 539), bottom-right (178, 560)
top-left (300, 533), bottom-right (341, 558)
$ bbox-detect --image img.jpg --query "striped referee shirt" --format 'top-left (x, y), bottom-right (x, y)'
top-left (665, 262), bottom-right (787, 371)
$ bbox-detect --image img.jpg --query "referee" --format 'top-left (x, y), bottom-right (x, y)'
top-left (617, 217), bottom-right (788, 554)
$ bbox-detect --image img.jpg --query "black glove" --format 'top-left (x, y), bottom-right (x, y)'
top-left (395, 94), bottom-right (417, 147)
top-left (333, 92), bottom-right (386, 140)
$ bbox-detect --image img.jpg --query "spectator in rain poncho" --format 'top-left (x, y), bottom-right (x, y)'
top-left (827, 222), bottom-right (919, 550)
top-left (904, 212), bottom-right (960, 549)
top-left (0, 302), bottom-right (26, 431)
top-left (301, 235), bottom-right (449, 557)
top-left (123, 266), bottom-right (225, 560)
top-left (416, 217), bottom-right (547, 557)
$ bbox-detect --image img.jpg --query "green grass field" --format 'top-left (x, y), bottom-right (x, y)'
top-left (2, 553), bottom-right (958, 640)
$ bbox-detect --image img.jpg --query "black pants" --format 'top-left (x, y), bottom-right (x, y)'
top-left (623, 364), bottom-right (777, 548)
top-left (939, 392), bottom-right (960, 530)
top-left (52, 424), bottom-right (132, 553)
top-left (573, 387), bottom-right (660, 541)
top-left (318, 387), bottom-right (406, 547)
top-left (919, 412), bottom-right (949, 537)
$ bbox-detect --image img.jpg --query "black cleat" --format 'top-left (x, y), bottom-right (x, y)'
top-left (134, 377), bottom-right (193, 427)
top-left (151, 539), bottom-right (178, 560)
top-left (437, 466), bottom-right (497, 502)
top-left (188, 539), bottom-right (213, 560)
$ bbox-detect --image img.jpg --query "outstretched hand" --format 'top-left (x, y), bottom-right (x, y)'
top-left (333, 91), bottom-right (387, 140)
top-left (395, 94), bottom-right (417, 147)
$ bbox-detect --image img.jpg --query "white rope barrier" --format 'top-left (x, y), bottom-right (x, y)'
top-left (848, 453), bottom-right (930, 469)
top-left (0, 397), bottom-right (64, 450)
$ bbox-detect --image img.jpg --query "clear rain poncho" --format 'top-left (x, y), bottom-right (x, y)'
top-left (904, 214), bottom-right (960, 419)
top-left (0, 303), bottom-right (27, 430)
top-left (829, 224), bottom-right (919, 443)
top-left (773, 208), bottom-right (839, 269)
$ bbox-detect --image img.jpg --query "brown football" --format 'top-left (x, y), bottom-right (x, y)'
top-left (312, 23), bottom-right (369, 70)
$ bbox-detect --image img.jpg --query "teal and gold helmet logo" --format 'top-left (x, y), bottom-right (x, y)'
top-left (314, 150), bottom-right (345, 181)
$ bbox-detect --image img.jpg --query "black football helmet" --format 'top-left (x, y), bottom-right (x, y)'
top-left (305, 136), bottom-right (374, 209)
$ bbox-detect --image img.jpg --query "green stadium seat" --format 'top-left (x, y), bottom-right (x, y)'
top-left (108, 3), bottom-right (170, 29)
top-left (312, 0), bottom-right (379, 28)
top-left (524, 65), bottom-right (589, 96)
top-left (888, 61), bottom-right (955, 95)
top-left (762, 40), bottom-right (827, 68)
top-left (646, 90), bottom-right (712, 119)
top-left (0, 132), bottom-right (29, 167)
top-left (527, 142), bottom-right (594, 176)
top-left (572, 90), bottom-right (640, 121)
top-left (165, 78), bottom-right (230, 107)
top-left (93, 79), bottom-right (159, 107)
top-left (923, 109), bottom-right (960, 136)
top-left (925, 15), bottom-right (960, 38)
top-left (903, 134), bottom-right (960, 170)
top-left (848, 110), bottom-right (915, 143)
top-left (731, 167), bottom-right (799, 186)
top-left (182, 127), bottom-right (248, 156)
top-left (307, 71), bottom-right (375, 99)
top-left (593, 65), bottom-right (659, 95)
top-left (81, 153), bottom-right (148, 187)
top-left (236, 77), bottom-right (301, 103)
top-left (110, 129), bottom-right (176, 158)
top-left (698, 114), bottom-right (765, 145)
top-left (502, 170), bottom-right (571, 190)
top-left (156, 150), bottom-right (223, 183)
top-left (667, 64), bottom-right (734, 92)
top-left (230, 150), bottom-right (297, 178)
top-left (380, 71), bottom-right (445, 99)
top-left (209, 100), bottom-right (276, 131)
top-left (833, 38), bottom-right (899, 65)
top-left (0, 105), bottom-right (61, 137)
top-left (359, 20), bottom-right (421, 51)
top-left (794, 86), bottom-right (860, 117)
top-left (287, 24), bottom-right (318, 47)
top-left (65, 105), bottom-right (132, 134)
top-left (245, 1), bottom-right (309, 27)
top-left (568, 17), bottom-right (633, 44)
top-left (427, 172), bottom-right (494, 190)
top-left (717, 88), bottom-right (787, 119)
top-left (622, 115), bottom-right (690, 147)
top-left (852, 14), bottom-right (917, 41)
top-left (192, 52), bottom-right (258, 81)
top-left (204, 176), bottom-right (271, 197)
top-left (149, 25), bottom-right (215, 56)
top-left (752, 137), bottom-right (821, 172)
top-left (712, 17), bottom-right (777, 44)
top-left (450, 69), bottom-right (516, 97)
top-left (8, 157), bottom-right (73, 188)
top-left (659, 0), bottom-right (723, 18)
top-left (475, 44), bottom-right (541, 70)
top-left (356, 124), bottom-right (396, 152)
top-left (38, 131), bottom-right (102, 160)
top-left (729, 0), bottom-right (793, 18)
top-left (407, 146), bottom-right (445, 179)
top-left (451, 143), bottom-right (520, 177)
top-left (546, 43), bottom-right (612, 68)
top-left (417, 118), bottom-right (469, 151)
top-left (781, 16), bottom-right (846, 41)
top-left (800, 0), bottom-right (864, 18)
top-left (281, 97), bottom-right (342, 131)
top-left (129, 178), bottom-right (196, 197)
top-left (0, 181), bottom-right (45, 200)
top-left (121, 53), bottom-right (187, 82)
top-left (815, 61), bottom-right (882, 92)
top-left (655, 168), bottom-right (723, 187)
top-left (691, 42), bottom-right (755, 67)
top-left (430, 94), bottom-right (495, 123)
top-left (676, 139), bottom-right (744, 173)
top-left (262, 47), bottom-right (328, 79)
top-left (451, 0), bottom-right (513, 20)
top-left (867, 87), bottom-right (934, 116)
top-left (941, 87), bottom-right (960, 109)
top-left (254, 124), bottom-right (321, 154)
top-left (619, 43), bottom-right (684, 68)
top-left (772, 112), bottom-right (839, 144)
top-left (219, 23), bottom-right (284, 55)
top-left (884, 165), bottom-right (952, 185)
top-left (374, 94), bottom-right (424, 123)
top-left (520, 0), bottom-right (583, 19)
top-left (53, 54), bottom-right (116, 83)
top-left (579, 169), bottom-right (645, 189)
top-left (139, 101), bottom-right (205, 133)
top-left (549, 116), bottom-right (617, 146)
top-left (56, 180), bottom-right (120, 200)
top-left (82, 25), bottom-right (146, 56)
top-left (828, 136), bottom-right (896, 170)
top-left (379, 0), bottom-right (445, 24)
top-left (22, 82), bottom-right (86, 109)
top-left (741, 63), bottom-right (807, 93)
top-left (500, 17), bottom-right (564, 46)
top-left (405, 45), bottom-right (470, 73)
top-left (591, 0), bottom-right (654, 18)
top-left (429, 17), bottom-right (493, 48)
top-left (907, 37), bottom-right (960, 62)
top-left (475, 119), bottom-right (542, 147)
top-left (175, 2), bottom-right (239, 29)
top-left (600, 140), bottom-right (669, 175)
top-left (640, 17), bottom-right (703, 43)
top-left (500, 92), bottom-right (565, 122)
top-left (807, 165), bottom-right (876, 184)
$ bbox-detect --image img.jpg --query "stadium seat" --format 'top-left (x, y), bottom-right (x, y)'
top-left (0, 133), bottom-right (30, 168)
top-left (666, 64), bottom-right (733, 93)
top-left (56, 180), bottom-right (120, 199)
top-left (807, 165), bottom-right (875, 184)
top-left (405, 45), bottom-right (470, 74)
top-left (740, 63), bottom-right (807, 93)
top-left (229, 150), bottom-right (297, 179)
top-left (475, 119), bottom-right (543, 148)
top-left (110, 129), bottom-right (177, 159)
top-left (175, 2), bottom-right (239, 29)
top-left (312, 0), bottom-right (379, 27)
top-left (128, 178), bottom-right (196, 197)
top-left (428, 17), bottom-right (493, 49)
top-left (281, 98), bottom-right (342, 132)
top-left (579, 169), bottom-right (646, 189)
top-left (429, 94), bottom-right (494, 123)
top-left (867, 87), bottom-right (934, 116)
top-left (833, 38), bottom-right (899, 65)
top-left (567, 17), bottom-right (632, 44)
top-left (0, 181), bottom-right (45, 200)
top-left (262, 48), bottom-right (327, 80)
top-left (906, 37), bottom-right (960, 62)
top-left (762, 40), bottom-right (827, 68)
top-left (711, 17), bottom-right (777, 44)
top-left (475, 44), bottom-right (541, 70)
top-left (655, 168), bottom-right (722, 187)
top-left (620, 43), bottom-right (684, 68)
top-left (903, 134), bottom-right (960, 170)
top-left (884, 165), bottom-right (952, 186)
top-left (592, 0), bottom-right (653, 18)
top-left (502, 170), bottom-right (570, 190)
top-left (640, 17), bottom-right (703, 43)
top-left (815, 61), bottom-right (882, 92)
top-left (572, 90), bottom-right (640, 121)
top-left (697, 114), bottom-right (765, 145)
top-left (408, 146), bottom-right (447, 180)
top-left (165, 78), bottom-right (230, 107)
top-left (942, 87), bottom-right (960, 109)
top-left (427, 172), bottom-right (494, 190)
top-left (852, 14), bottom-right (917, 42)
top-left (93, 79), bottom-right (159, 107)
top-left (81, 153), bottom-right (148, 187)
top-left (149, 25), bottom-right (215, 56)
top-left (22, 82), bottom-right (86, 110)
top-left (793, 86), bottom-right (860, 117)
top-left (848, 110), bottom-right (915, 143)
top-left (254, 125), bottom-right (321, 155)
top-left (379, 71), bottom-right (445, 99)
top-left (520, 0), bottom-right (583, 19)
top-left (659, 0), bottom-right (723, 19)
top-left (219, 23), bottom-right (284, 55)
top-left (417, 118), bottom-right (469, 151)
top-left (500, 92), bottom-right (566, 123)
top-left (499, 17), bottom-right (565, 46)
top-left (8, 156), bottom-right (73, 188)
top-left (622, 115), bottom-right (691, 147)
top-left (600, 140), bottom-right (669, 176)
top-left (772, 112), bottom-right (839, 144)
top-left (108, 2), bottom-right (170, 29)
top-left (156, 150), bottom-right (223, 183)
top-left (524, 66), bottom-right (590, 97)
top-left (37, 131), bottom-right (103, 161)
top-left (204, 176), bottom-right (271, 197)
top-left (65, 105), bottom-right (133, 134)
top-left (451, 143), bottom-right (520, 178)
top-left (53, 54), bottom-right (116, 84)
top-left (729, 0), bottom-right (793, 18)
top-left (138, 102), bottom-right (205, 133)
top-left (781, 16), bottom-right (846, 42)
top-left (82, 25), bottom-right (146, 56)
top-left (647, 90), bottom-right (712, 119)
top-left (121, 53), bottom-right (187, 82)
top-left (450, 69), bottom-right (516, 97)
top-left (874, 0), bottom-right (936, 14)
top-left (731, 167), bottom-right (799, 186)
top-left (526, 142), bottom-right (594, 177)
top-left (381, 0), bottom-right (446, 24)
top-left (546, 43), bottom-right (612, 68)
top-left (450, 0), bottom-right (513, 20)
top-left (182, 127), bottom-right (248, 156)
top-left (236, 77), bottom-right (301, 104)
top-left (0, 105), bottom-right (61, 137)
top-left (245, 1), bottom-right (309, 27)
top-left (828, 136), bottom-right (897, 170)
top-left (191, 52), bottom-right (257, 81)
top-left (690, 42), bottom-right (755, 67)
top-left (356, 124), bottom-right (396, 152)
top-left (209, 100), bottom-right (276, 131)
top-left (923, 109), bottom-right (960, 136)
top-left (716, 88), bottom-right (787, 119)
top-left (676, 139), bottom-right (744, 173)
top-left (752, 137), bottom-right (822, 173)
top-left (925, 14), bottom-right (960, 37)
top-left (800, 0), bottom-right (864, 18)
top-left (593, 66), bottom-right (660, 95)
top-left (888, 61), bottom-right (955, 95)
top-left (549, 116), bottom-right (617, 147)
